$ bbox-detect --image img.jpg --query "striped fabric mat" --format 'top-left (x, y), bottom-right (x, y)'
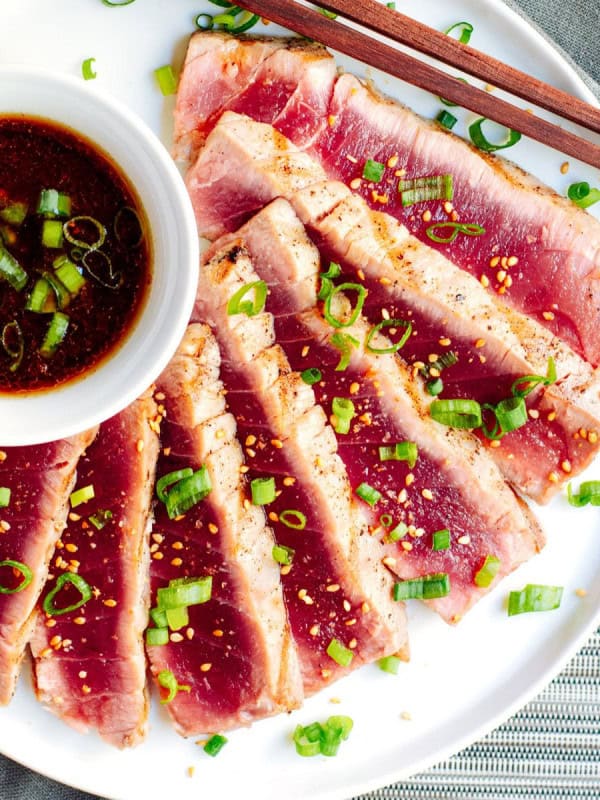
top-left (355, 629), bottom-right (600, 799)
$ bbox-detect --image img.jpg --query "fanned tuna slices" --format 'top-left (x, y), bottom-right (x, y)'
top-left (186, 113), bottom-right (600, 503)
top-left (147, 324), bottom-right (302, 734)
top-left (195, 243), bottom-right (408, 690)
top-left (176, 33), bottom-right (600, 366)
top-left (0, 429), bottom-right (96, 706)
top-left (30, 392), bottom-right (159, 747)
top-left (201, 202), bottom-right (544, 623)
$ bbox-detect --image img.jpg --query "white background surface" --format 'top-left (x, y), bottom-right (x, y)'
top-left (1, 2), bottom-right (599, 799)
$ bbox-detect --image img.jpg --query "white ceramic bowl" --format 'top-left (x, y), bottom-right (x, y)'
top-left (0, 66), bottom-right (199, 446)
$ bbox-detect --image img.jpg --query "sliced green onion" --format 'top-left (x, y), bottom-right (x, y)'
top-left (157, 669), bottom-right (191, 704)
top-left (114, 206), bottom-right (144, 249)
top-left (436, 109), bottom-right (458, 129)
top-left (43, 573), bottom-right (92, 616)
top-left (0, 243), bottom-right (28, 290)
top-left (426, 378), bottom-right (444, 396)
top-left (301, 367), bottom-right (322, 385)
top-left (469, 118), bottom-right (522, 152)
top-left (0, 560), bottom-right (33, 594)
top-left (88, 509), bottom-right (113, 530)
top-left (317, 261), bottom-right (341, 301)
top-left (251, 476), bottom-right (276, 505)
top-left (82, 58), bottom-right (97, 80)
top-left (355, 482), bottom-right (382, 507)
top-left (567, 181), bottom-right (600, 209)
top-left (331, 397), bottom-right (356, 434)
top-left (54, 258), bottom-right (86, 295)
top-left (25, 278), bottom-right (53, 313)
top-left (365, 318), bottom-right (412, 354)
top-left (293, 716), bottom-right (353, 758)
top-left (318, 7), bottom-right (338, 20)
top-left (399, 175), bottom-right (453, 207)
top-left (164, 467), bottom-right (212, 518)
top-left (0, 202), bottom-right (27, 225)
top-left (82, 248), bottom-right (122, 290)
top-left (154, 65), bottom-right (178, 96)
top-left (166, 605), bottom-right (189, 631)
top-left (386, 1), bottom-right (396, 7)
top-left (156, 468), bottom-right (194, 502)
top-left (43, 270), bottom-right (71, 310)
top-left (378, 441), bottom-right (418, 468)
top-left (330, 332), bottom-right (359, 371)
top-left (2, 321), bottom-right (24, 372)
top-left (279, 509), bottom-right (307, 530)
top-left (204, 733), bottom-right (228, 756)
top-left (212, 12), bottom-right (237, 27)
top-left (0, 488), bottom-right (10, 508)
top-left (393, 573), bottom-right (450, 600)
top-left (323, 282), bottom-right (366, 328)
top-left (511, 357), bottom-right (556, 397)
top-left (362, 159), bottom-right (385, 182)
top-left (474, 555), bottom-right (501, 588)
top-left (432, 529), bottom-right (450, 551)
top-left (70, 484), bottom-right (95, 508)
top-left (430, 398), bottom-right (482, 429)
top-left (101, 0), bottom-right (136, 5)
top-left (444, 20), bottom-right (474, 44)
top-left (195, 12), bottom-right (215, 29)
top-left (567, 480), bottom-right (600, 507)
top-left (272, 544), bottom-right (295, 566)
top-left (157, 576), bottom-right (213, 609)
top-left (37, 189), bottom-right (72, 219)
top-left (494, 395), bottom-right (527, 433)
top-left (326, 637), bottom-right (354, 667)
top-left (388, 521), bottom-right (408, 541)
top-left (63, 216), bottom-right (106, 250)
top-left (508, 584), bottom-right (563, 616)
top-left (378, 655), bottom-right (401, 674)
top-left (379, 513), bottom-right (393, 528)
top-left (227, 280), bottom-right (267, 317)
top-left (425, 221), bottom-right (485, 244)
top-left (146, 627), bottom-right (169, 646)
top-left (149, 607), bottom-right (168, 628)
top-left (228, 11), bottom-right (260, 34)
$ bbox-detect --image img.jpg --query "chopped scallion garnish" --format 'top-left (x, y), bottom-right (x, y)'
top-left (323, 282), bottom-right (366, 328)
top-left (0, 243), bottom-right (28, 291)
top-left (154, 65), bottom-right (178, 96)
top-left (430, 398), bottom-right (482, 429)
top-left (293, 716), bottom-right (353, 758)
top-left (388, 521), bottom-right (408, 541)
top-left (425, 221), bottom-right (485, 244)
top-left (157, 669), bottom-right (191, 704)
top-left (399, 175), bottom-right (453, 207)
top-left (301, 367), bottom-right (322, 385)
top-left (88, 509), bottom-right (113, 530)
top-left (393, 573), bottom-right (450, 601)
top-left (227, 280), bottom-right (267, 317)
top-left (362, 158), bottom-right (385, 182)
top-left (355, 482), bottom-right (382, 507)
top-left (378, 655), bottom-right (401, 674)
top-left (432, 529), bottom-right (450, 551)
top-left (365, 318), bottom-right (412, 354)
top-left (469, 118), bottom-right (522, 153)
top-left (0, 559), bottom-right (33, 594)
top-left (330, 332), bottom-right (359, 371)
top-left (567, 480), bottom-right (600, 507)
top-left (331, 397), bottom-right (356, 434)
top-left (326, 637), bottom-right (354, 667)
top-left (272, 544), bottom-right (295, 566)
top-left (279, 509), bottom-right (307, 530)
top-left (156, 576), bottom-right (213, 609)
top-left (251, 476), bottom-right (276, 506)
top-left (567, 181), bottom-right (600, 209)
top-left (37, 189), bottom-right (72, 219)
top-left (378, 441), bottom-right (418, 468)
top-left (81, 58), bottom-right (97, 81)
top-left (70, 484), bottom-right (95, 508)
top-left (204, 733), bottom-right (228, 757)
top-left (0, 487), bottom-right (10, 508)
top-left (474, 555), bottom-right (501, 587)
top-left (436, 109), bottom-right (458, 129)
top-left (444, 20), bottom-right (474, 44)
top-left (146, 627), bottom-right (169, 646)
top-left (508, 584), bottom-right (563, 616)
top-left (42, 572), bottom-right (92, 616)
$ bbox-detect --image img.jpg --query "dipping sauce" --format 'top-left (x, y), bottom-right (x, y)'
top-left (0, 116), bottom-right (151, 392)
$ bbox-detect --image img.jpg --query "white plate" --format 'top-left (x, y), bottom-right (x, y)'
top-left (1, 2), bottom-right (599, 799)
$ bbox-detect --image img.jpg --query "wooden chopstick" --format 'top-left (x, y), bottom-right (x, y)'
top-left (239, 0), bottom-right (600, 169)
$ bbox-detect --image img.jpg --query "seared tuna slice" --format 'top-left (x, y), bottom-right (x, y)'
top-left (147, 324), bottom-right (302, 734)
top-left (173, 32), bottom-right (334, 163)
top-left (178, 34), bottom-right (600, 364)
top-left (203, 204), bottom-right (544, 622)
top-left (186, 111), bottom-right (326, 240)
top-left (0, 429), bottom-right (96, 706)
top-left (29, 393), bottom-right (158, 747)
top-left (195, 243), bottom-right (408, 692)
top-left (188, 117), bottom-right (600, 502)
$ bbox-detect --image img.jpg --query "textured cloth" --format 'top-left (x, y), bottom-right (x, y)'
top-left (1, 2), bottom-right (599, 799)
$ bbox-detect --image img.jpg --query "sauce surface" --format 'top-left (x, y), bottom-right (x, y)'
top-left (0, 116), bottom-right (151, 392)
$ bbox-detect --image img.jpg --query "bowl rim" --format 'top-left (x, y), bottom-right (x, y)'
top-left (0, 64), bottom-right (199, 446)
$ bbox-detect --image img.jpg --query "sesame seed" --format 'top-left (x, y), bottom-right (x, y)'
top-left (439, 337), bottom-right (451, 346)
top-left (208, 523), bottom-right (219, 534)
top-left (489, 256), bottom-right (500, 268)
top-left (405, 473), bottom-right (415, 487)
top-left (560, 161), bottom-right (570, 174)
top-left (361, 601), bottom-right (370, 614)
top-left (561, 460), bottom-right (572, 473)
top-left (45, 619), bottom-right (57, 628)
top-left (170, 633), bottom-right (184, 643)
top-left (0, 520), bottom-right (11, 532)
top-left (82, 685), bottom-right (92, 695)
top-left (548, 471), bottom-right (560, 483)
top-left (357, 268), bottom-right (366, 281)
top-left (40, 648), bottom-right (52, 658)
top-left (397, 488), bottom-right (408, 503)
top-left (136, 439), bottom-right (144, 453)
top-left (480, 274), bottom-right (490, 288)
top-left (283, 476), bottom-right (296, 487)
top-left (78, 670), bottom-right (87, 679)
top-left (489, 439), bottom-right (501, 448)
top-left (588, 431), bottom-right (598, 444)
top-left (421, 488), bottom-right (434, 501)
top-left (346, 154), bottom-right (358, 163)
top-left (0, 451), bottom-right (6, 461)
top-left (268, 511), bottom-right (279, 523)
top-left (443, 201), bottom-right (453, 214)
top-left (103, 599), bottom-right (117, 608)
top-left (187, 767), bottom-right (195, 779)
top-left (152, 551), bottom-right (164, 560)
top-left (186, 627), bottom-right (195, 640)
top-left (301, 345), bottom-right (310, 357)
top-left (68, 512), bottom-right (81, 522)
top-left (171, 557), bottom-right (183, 567)
top-left (172, 541), bottom-right (184, 550)
top-left (349, 178), bottom-right (362, 190)
top-left (401, 541), bottom-right (413, 551)
top-left (348, 638), bottom-right (358, 649)
top-left (387, 154), bottom-right (399, 168)
top-left (326, 583), bottom-right (341, 592)
top-left (400, 711), bottom-right (412, 721)
top-left (328, 114), bottom-right (336, 127)
top-left (496, 269), bottom-right (507, 283)
top-left (349, 382), bottom-right (360, 395)
top-left (271, 438), bottom-right (283, 449)
top-left (281, 564), bottom-right (292, 576)
top-left (343, 599), bottom-right (352, 612)
top-left (345, 618), bottom-right (357, 626)
top-left (575, 588), bottom-right (587, 597)
top-left (528, 409), bottom-right (540, 420)
top-left (309, 624), bottom-right (320, 636)
top-left (457, 535), bottom-right (471, 545)
top-left (547, 412), bottom-right (557, 422)
top-left (507, 255), bottom-right (519, 267)
top-left (200, 663), bottom-right (212, 672)
top-left (379, 276), bottom-right (392, 286)
top-left (329, 696), bottom-right (342, 704)
top-left (359, 412), bottom-right (372, 425)
top-left (321, 669), bottom-right (332, 678)
top-left (382, 556), bottom-right (396, 567)
top-left (542, 311), bottom-right (555, 321)
top-left (504, 275), bottom-right (513, 288)
top-left (65, 543), bottom-right (78, 553)
top-left (50, 635), bottom-right (62, 648)
top-left (474, 338), bottom-right (486, 348)
top-left (421, 209), bottom-right (432, 222)
top-left (73, 617), bottom-right (86, 626)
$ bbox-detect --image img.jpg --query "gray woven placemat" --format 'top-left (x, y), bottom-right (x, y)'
top-left (1, 1), bottom-right (599, 799)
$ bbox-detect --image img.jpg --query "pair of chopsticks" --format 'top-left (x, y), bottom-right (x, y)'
top-left (239, 0), bottom-right (600, 169)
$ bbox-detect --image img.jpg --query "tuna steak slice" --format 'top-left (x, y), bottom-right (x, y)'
top-left (0, 429), bottom-right (97, 706)
top-left (147, 324), bottom-right (302, 734)
top-left (173, 32), bottom-right (334, 164)
top-left (29, 393), bottom-right (159, 747)
top-left (203, 204), bottom-right (544, 623)
top-left (195, 243), bottom-right (408, 691)
top-left (187, 114), bottom-right (600, 502)
top-left (177, 34), bottom-right (600, 365)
